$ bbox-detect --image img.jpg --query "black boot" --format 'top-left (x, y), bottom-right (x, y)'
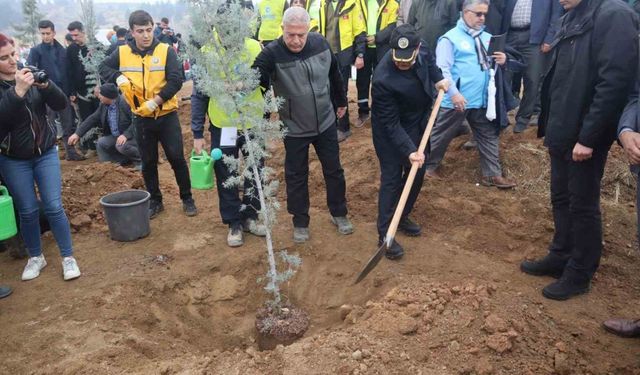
top-left (149, 200), bottom-right (165, 219)
top-left (378, 237), bottom-right (404, 260)
top-left (398, 216), bottom-right (421, 236)
top-left (542, 272), bottom-right (591, 301)
top-left (63, 137), bottom-right (85, 161)
top-left (520, 253), bottom-right (567, 279)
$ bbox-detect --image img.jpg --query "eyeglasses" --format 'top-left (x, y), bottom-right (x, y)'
top-left (465, 10), bottom-right (487, 17)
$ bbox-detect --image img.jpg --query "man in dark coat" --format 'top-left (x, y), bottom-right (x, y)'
top-left (371, 24), bottom-right (448, 259)
top-left (27, 20), bottom-right (84, 161)
top-left (406, 0), bottom-right (458, 53)
top-left (66, 21), bottom-right (99, 122)
top-left (521, 0), bottom-right (638, 301)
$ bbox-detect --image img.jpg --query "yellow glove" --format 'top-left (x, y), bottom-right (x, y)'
top-left (134, 100), bottom-right (159, 118)
top-left (116, 75), bottom-right (136, 109)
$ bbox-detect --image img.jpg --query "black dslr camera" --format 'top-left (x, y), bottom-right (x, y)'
top-left (17, 63), bottom-right (48, 84)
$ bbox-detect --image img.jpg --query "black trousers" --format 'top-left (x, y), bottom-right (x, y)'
top-left (134, 111), bottom-right (192, 203)
top-left (377, 155), bottom-right (426, 238)
top-left (210, 126), bottom-right (261, 226)
top-left (335, 63), bottom-right (352, 133)
top-left (356, 48), bottom-right (377, 116)
top-left (548, 145), bottom-right (609, 280)
top-left (283, 125), bottom-right (348, 227)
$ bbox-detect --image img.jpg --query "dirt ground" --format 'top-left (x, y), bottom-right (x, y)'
top-left (0, 82), bottom-right (639, 374)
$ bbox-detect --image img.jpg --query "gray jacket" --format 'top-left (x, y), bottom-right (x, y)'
top-left (253, 33), bottom-right (347, 137)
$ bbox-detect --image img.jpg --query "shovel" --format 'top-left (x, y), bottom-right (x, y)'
top-left (355, 89), bottom-right (445, 284)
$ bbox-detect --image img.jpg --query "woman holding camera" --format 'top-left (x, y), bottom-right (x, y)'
top-left (0, 33), bottom-right (81, 281)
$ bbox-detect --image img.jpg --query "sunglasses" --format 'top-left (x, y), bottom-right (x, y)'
top-left (465, 10), bottom-right (487, 17)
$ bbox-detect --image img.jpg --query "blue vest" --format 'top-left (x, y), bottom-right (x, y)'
top-left (440, 20), bottom-right (491, 109)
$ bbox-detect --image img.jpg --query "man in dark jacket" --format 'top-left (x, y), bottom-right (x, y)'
top-left (371, 24), bottom-right (447, 259)
top-left (27, 20), bottom-right (84, 161)
top-left (154, 17), bottom-right (178, 45)
top-left (66, 21), bottom-right (99, 122)
top-left (406, 0), bottom-right (459, 53)
top-left (601, 83), bottom-right (640, 338)
top-left (106, 27), bottom-right (128, 56)
top-left (253, 7), bottom-right (354, 243)
top-left (67, 83), bottom-right (140, 168)
top-left (521, 0), bottom-right (638, 301)
top-left (502, 0), bottom-right (563, 133)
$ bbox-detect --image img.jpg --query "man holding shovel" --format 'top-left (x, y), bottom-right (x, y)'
top-left (371, 24), bottom-right (448, 259)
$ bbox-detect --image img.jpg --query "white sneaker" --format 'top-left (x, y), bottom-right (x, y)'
top-left (62, 256), bottom-right (81, 281)
top-left (243, 218), bottom-right (267, 237)
top-left (22, 255), bottom-right (47, 281)
top-left (227, 225), bottom-right (244, 247)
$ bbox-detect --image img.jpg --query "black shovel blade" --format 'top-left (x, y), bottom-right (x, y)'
top-left (354, 242), bottom-right (387, 284)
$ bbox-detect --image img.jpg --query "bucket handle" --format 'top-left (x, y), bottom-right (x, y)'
top-left (191, 149), bottom-right (211, 161)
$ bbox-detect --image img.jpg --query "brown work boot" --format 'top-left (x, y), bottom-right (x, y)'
top-left (481, 176), bottom-right (516, 189)
top-left (602, 318), bottom-right (640, 338)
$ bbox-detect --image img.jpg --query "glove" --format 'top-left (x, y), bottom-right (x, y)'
top-left (134, 99), bottom-right (159, 118)
top-left (116, 75), bottom-right (136, 109)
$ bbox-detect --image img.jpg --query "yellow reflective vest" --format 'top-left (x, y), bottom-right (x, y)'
top-left (258, 0), bottom-right (287, 42)
top-left (207, 38), bottom-right (263, 129)
top-left (118, 43), bottom-right (178, 117)
top-left (358, 0), bottom-right (398, 34)
top-left (315, 0), bottom-right (366, 53)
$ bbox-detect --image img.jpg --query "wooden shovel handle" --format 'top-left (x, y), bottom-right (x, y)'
top-left (384, 89), bottom-right (444, 247)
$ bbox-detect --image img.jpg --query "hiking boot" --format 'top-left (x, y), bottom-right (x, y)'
top-left (149, 200), bottom-right (164, 219)
top-left (398, 216), bottom-right (421, 236)
top-left (337, 130), bottom-right (352, 143)
top-left (227, 223), bottom-right (244, 247)
top-left (182, 198), bottom-right (198, 217)
top-left (293, 227), bottom-right (310, 243)
top-left (62, 256), bottom-right (81, 281)
top-left (0, 285), bottom-right (11, 299)
top-left (542, 275), bottom-right (590, 301)
top-left (355, 113), bottom-right (370, 128)
top-left (331, 216), bottom-right (354, 235)
top-left (378, 237), bottom-right (404, 260)
top-left (520, 254), bottom-right (567, 279)
top-left (22, 254), bottom-right (47, 281)
top-left (243, 218), bottom-right (267, 237)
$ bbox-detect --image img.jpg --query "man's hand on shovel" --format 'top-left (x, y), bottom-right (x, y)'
top-left (409, 152), bottom-right (425, 167)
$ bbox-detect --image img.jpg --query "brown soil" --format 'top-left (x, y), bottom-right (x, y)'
top-left (0, 81), bottom-right (639, 374)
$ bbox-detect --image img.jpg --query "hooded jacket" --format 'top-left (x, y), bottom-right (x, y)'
top-left (0, 81), bottom-right (67, 159)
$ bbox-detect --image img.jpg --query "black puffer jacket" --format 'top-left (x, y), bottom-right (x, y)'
top-left (0, 81), bottom-right (67, 159)
top-left (538, 0), bottom-right (639, 150)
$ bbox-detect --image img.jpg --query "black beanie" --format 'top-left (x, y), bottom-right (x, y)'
top-left (100, 83), bottom-right (118, 100)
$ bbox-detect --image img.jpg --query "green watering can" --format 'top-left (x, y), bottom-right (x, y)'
top-left (0, 185), bottom-right (17, 241)
top-left (189, 148), bottom-right (223, 190)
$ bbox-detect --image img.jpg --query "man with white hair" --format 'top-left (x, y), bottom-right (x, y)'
top-left (252, 7), bottom-right (354, 243)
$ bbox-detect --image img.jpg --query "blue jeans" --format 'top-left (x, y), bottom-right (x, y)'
top-left (0, 147), bottom-right (73, 258)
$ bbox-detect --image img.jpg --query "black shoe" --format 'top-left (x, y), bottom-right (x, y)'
top-left (542, 275), bottom-right (590, 301)
top-left (182, 198), bottom-right (197, 217)
top-left (149, 200), bottom-right (164, 219)
top-left (66, 151), bottom-right (86, 161)
top-left (378, 237), bottom-right (404, 260)
top-left (513, 122), bottom-right (527, 133)
top-left (398, 217), bottom-right (421, 236)
top-left (520, 254), bottom-right (566, 279)
top-left (0, 285), bottom-right (12, 299)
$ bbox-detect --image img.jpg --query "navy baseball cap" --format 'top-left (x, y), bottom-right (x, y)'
top-left (390, 24), bottom-right (420, 62)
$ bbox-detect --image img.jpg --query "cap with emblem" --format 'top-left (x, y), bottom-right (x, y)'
top-left (389, 24), bottom-right (421, 62)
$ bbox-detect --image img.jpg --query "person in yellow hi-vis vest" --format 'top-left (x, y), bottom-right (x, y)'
top-left (313, 0), bottom-right (367, 142)
top-left (100, 10), bottom-right (197, 219)
top-left (257, 0), bottom-right (289, 46)
top-left (354, 0), bottom-right (398, 127)
top-left (190, 33), bottom-right (268, 248)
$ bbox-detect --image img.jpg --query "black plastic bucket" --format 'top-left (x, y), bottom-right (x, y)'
top-left (99, 190), bottom-right (150, 242)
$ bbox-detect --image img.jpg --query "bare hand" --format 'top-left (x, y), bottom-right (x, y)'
top-left (354, 56), bottom-right (364, 70)
top-left (435, 79), bottom-right (450, 92)
top-left (116, 135), bottom-right (127, 146)
top-left (492, 52), bottom-right (507, 66)
top-left (14, 68), bottom-right (33, 97)
top-left (540, 43), bottom-right (551, 53)
top-left (572, 142), bottom-right (593, 162)
top-left (68, 133), bottom-right (80, 146)
top-left (69, 95), bottom-right (77, 103)
top-left (409, 151), bottom-right (425, 167)
top-left (452, 93), bottom-right (467, 112)
top-left (620, 131), bottom-right (640, 165)
top-left (193, 138), bottom-right (205, 154)
top-left (336, 106), bottom-right (347, 119)
top-left (366, 35), bottom-right (375, 46)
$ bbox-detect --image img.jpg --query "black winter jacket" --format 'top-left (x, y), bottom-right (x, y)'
top-left (75, 95), bottom-right (134, 139)
top-left (27, 40), bottom-right (71, 96)
top-left (371, 44), bottom-right (444, 162)
top-left (0, 81), bottom-right (67, 159)
top-left (538, 0), bottom-right (639, 150)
